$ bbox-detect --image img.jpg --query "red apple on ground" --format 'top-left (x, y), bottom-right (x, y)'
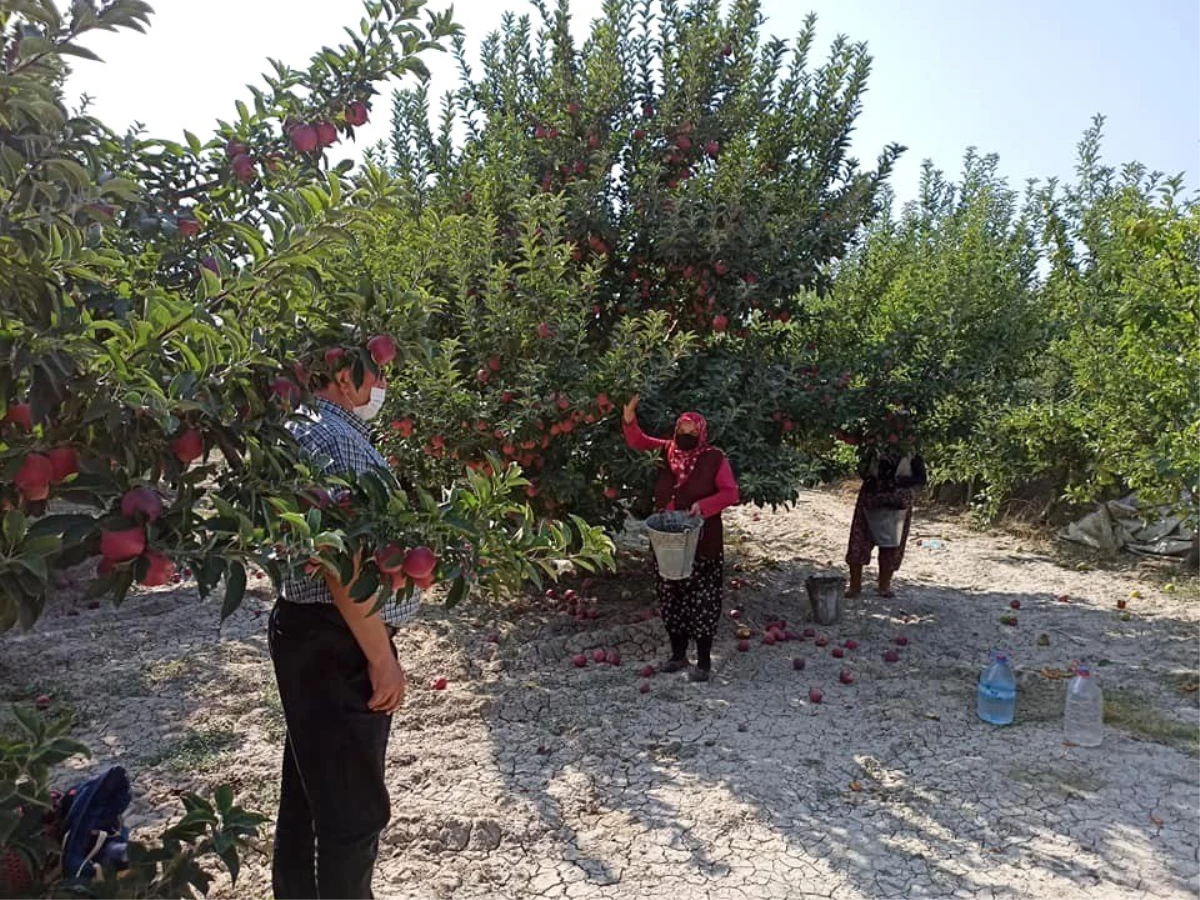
top-left (803, 627), bottom-right (816, 638)
top-left (844, 639), bottom-right (859, 650)
top-left (14, 453), bottom-right (53, 501)
top-left (367, 334), bottom-right (397, 367)
top-left (893, 635), bottom-right (909, 646)
top-left (609, 653), bottom-right (621, 666)
top-left (1010, 599), bottom-right (1022, 610)
top-left (431, 677), bottom-right (448, 691)
top-left (737, 639), bottom-right (751, 652)
top-left (839, 669), bottom-right (855, 685)
top-left (832, 647), bottom-right (845, 658)
top-left (593, 649), bottom-right (607, 664)
top-left (101, 526), bottom-right (146, 563)
top-left (121, 486), bottom-right (164, 522)
top-left (47, 447), bottom-right (79, 483)
top-left (573, 654), bottom-right (587, 668)
top-left (639, 679), bottom-right (651, 694)
top-left (883, 649), bottom-right (900, 663)
top-left (35, 694), bottom-right (51, 710)
top-left (808, 688), bottom-right (823, 704)
top-left (814, 636), bottom-right (828, 648)
top-left (792, 657), bottom-right (806, 671)
top-left (639, 665), bottom-right (655, 678)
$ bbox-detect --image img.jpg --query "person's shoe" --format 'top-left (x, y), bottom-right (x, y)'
top-left (686, 666), bottom-right (711, 683)
top-left (660, 657), bottom-right (689, 674)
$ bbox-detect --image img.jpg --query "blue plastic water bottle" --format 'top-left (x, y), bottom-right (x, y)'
top-left (977, 651), bottom-right (1017, 725)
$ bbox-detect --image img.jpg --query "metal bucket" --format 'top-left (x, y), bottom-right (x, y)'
top-left (645, 512), bottom-right (703, 580)
top-left (805, 575), bottom-right (845, 625)
top-left (865, 507), bottom-right (907, 548)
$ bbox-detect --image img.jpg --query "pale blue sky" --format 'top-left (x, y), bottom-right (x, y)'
top-left (67, 0), bottom-right (1198, 203)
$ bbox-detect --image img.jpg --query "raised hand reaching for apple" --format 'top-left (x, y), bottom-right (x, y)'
top-left (622, 393), bottom-right (640, 424)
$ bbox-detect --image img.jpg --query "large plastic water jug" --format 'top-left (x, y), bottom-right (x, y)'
top-left (1064, 665), bottom-right (1104, 747)
top-left (977, 651), bottom-right (1017, 725)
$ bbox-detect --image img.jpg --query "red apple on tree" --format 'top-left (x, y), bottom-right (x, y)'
top-left (289, 124), bottom-right (319, 153)
top-left (121, 486), bottom-right (164, 522)
top-left (367, 334), bottom-right (397, 367)
top-left (537, 322), bottom-right (552, 339)
top-left (401, 545), bottom-right (437, 581)
top-left (172, 428), bottom-right (204, 465)
top-left (3, 403), bottom-right (32, 432)
top-left (712, 315), bottom-right (728, 333)
top-left (315, 121), bottom-right (338, 148)
top-left (46, 447), bottom-right (78, 483)
top-left (139, 550), bottom-right (176, 587)
top-left (230, 153), bottom-right (256, 183)
top-left (100, 526), bottom-right (146, 563)
top-left (14, 453), bottom-right (53, 502)
top-left (345, 101), bottom-right (369, 126)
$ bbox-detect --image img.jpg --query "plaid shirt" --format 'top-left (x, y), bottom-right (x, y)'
top-left (280, 397), bottom-right (420, 626)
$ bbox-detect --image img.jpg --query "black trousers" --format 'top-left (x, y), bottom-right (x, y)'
top-left (268, 602), bottom-right (394, 899)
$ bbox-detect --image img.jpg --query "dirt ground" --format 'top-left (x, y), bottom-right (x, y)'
top-left (3, 486), bottom-right (1198, 900)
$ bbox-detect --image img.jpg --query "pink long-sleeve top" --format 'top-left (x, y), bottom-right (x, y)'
top-left (623, 418), bottom-right (740, 519)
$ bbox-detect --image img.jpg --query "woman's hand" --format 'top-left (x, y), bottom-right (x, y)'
top-left (622, 393), bottom-right (640, 424)
top-left (688, 502), bottom-right (703, 517)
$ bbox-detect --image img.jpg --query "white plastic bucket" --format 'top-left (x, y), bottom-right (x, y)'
top-left (865, 507), bottom-right (907, 548)
top-left (645, 512), bottom-right (703, 580)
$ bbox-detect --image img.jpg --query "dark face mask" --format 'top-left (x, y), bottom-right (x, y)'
top-left (675, 433), bottom-right (700, 450)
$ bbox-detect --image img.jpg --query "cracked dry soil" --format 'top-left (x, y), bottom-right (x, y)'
top-left (3, 486), bottom-right (1198, 900)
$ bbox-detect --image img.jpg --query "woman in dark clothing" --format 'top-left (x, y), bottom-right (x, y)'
top-left (623, 394), bottom-right (740, 682)
top-left (846, 447), bottom-right (928, 598)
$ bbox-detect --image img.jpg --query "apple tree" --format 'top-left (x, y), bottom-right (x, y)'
top-left (0, 0), bottom-right (614, 641)
top-left (377, 0), bottom-right (904, 517)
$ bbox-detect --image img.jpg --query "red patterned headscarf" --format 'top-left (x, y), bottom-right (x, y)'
top-left (667, 412), bottom-right (711, 487)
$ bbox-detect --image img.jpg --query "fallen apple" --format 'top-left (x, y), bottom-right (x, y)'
top-left (832, 647), bottom-right (845, 658)
top-left (808, 688), bottom-right (823, 704)
top-left (1010, 599), bottom-right (1022, 610)
top-left (792, 657), bottom-right (806, 671)
top-left (639, 664), bottom-right (655, 678)
top-left (839, 669), bottom-right (855, 685)
top-left (737, 639), bottom-right (751, 652)
top-left (431, 677), bottom-right (448, 691)
top-left (883, 649), bottom-right (900, 663)
top-left (893, 636), bottom-right (909, 647)
top-left (35, 694), bottom-right (51, 711)
top-left (639, 679), bottom-right (651, 694)
top-left (844, 639), bottom-right (859, 650)
top-left (572, 654), bottom-right (587, 668)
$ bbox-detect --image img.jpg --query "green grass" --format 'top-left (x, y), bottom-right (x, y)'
top-left (146, 725), bottom-right (242, 772)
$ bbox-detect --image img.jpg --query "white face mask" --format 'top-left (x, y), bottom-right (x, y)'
top-left (354, 386), bottom-right (386, 421)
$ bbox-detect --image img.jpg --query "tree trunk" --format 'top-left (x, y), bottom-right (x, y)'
top-left (1180, 535), bottom-right (1200, 571)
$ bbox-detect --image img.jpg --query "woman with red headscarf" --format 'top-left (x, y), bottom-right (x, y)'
top-left (622, 394), bottom-right (740, 682)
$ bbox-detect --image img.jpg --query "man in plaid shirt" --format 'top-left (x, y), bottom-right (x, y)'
top-left (269, 346), bottom-right (413, 899)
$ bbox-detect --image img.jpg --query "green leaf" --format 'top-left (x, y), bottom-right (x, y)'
top-left (220, 561), bottom-right (247, 621)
